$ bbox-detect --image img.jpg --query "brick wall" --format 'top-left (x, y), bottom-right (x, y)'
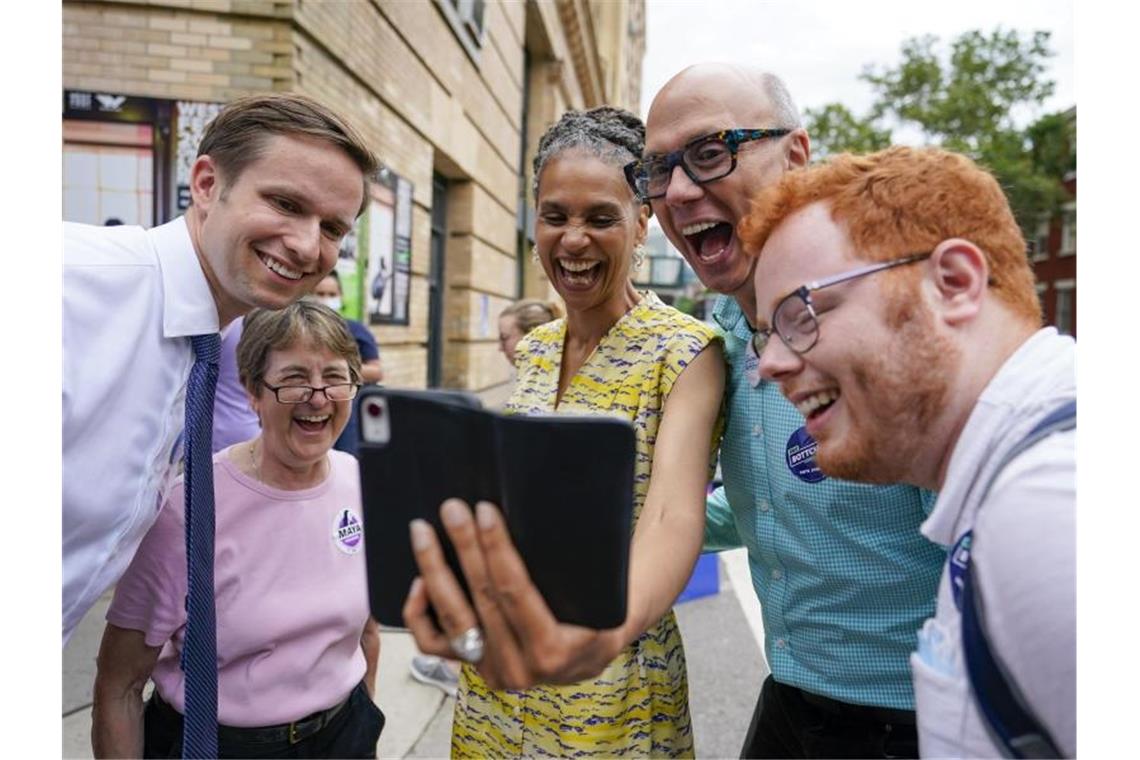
top-left (64, 1), bottom-right (292, 102)
top-left (63, 0), bottom-right (644, 392)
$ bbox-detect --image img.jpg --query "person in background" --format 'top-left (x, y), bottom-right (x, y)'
top-left (91, 301), bottom-right (385, 758)
top-left (406, 106), bottom-right (725, 757)
top-left (497, 298), bottom-right (562, 366)
top-left (313, 269), bottom-right (383, 457)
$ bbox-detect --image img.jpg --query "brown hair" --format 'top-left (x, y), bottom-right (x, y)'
top-left (739, 146), bottom-right (1041, 324)
top-left (237, 301), bottom-right (362, 394)
top-left (500, 298), bottom-right (563, 335)
top-left (198, 93), bottom-right (379, 216)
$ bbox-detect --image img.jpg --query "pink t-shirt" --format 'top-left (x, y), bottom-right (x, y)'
top-left (107, 449), bottom-right (369, 727)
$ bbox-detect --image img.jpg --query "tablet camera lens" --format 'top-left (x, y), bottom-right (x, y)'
top-left (367, 402), bottom-right (383, 417)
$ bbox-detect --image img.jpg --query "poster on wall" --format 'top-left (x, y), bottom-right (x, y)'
top-left (174, 101), bottom-right (224, 211)
top-left (335, 225), bottom-right (363, 320)
top-left (366, 189), bottom-right (395, 320)
top-left (364, 169), bottom-right (412, 326)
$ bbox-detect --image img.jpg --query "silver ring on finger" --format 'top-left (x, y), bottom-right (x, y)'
top-left (449, 625), bottom-right (485, 664)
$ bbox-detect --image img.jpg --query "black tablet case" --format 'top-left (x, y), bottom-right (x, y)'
top-left (357, 386), bottom-right (635, 630)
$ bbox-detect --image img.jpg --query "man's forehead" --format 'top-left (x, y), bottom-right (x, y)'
top-left (647, 71), bottom-right (772, 149)
top-left (645, 115), bottom-right (734, 152)
top-left (757, 205), bottom-right (843, 282)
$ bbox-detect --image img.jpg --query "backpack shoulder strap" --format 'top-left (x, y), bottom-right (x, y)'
top-left (961, 399), bottom-right (1075, 759)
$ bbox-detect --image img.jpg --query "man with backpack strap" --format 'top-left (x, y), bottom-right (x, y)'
top-left (743, 145), bottom-right (1075, 757)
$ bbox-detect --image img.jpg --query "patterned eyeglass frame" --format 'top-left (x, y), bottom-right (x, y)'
top-left (752, 252), bottom-right (933, 357)
top-left (623, 128), bottom-right (792, 201)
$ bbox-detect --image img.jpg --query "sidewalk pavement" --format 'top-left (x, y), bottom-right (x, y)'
top-left (63, 549), bottom-right (767, 758)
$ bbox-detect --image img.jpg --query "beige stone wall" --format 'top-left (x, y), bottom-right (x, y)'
top-left (63, 1), bottom-right (292, 102)
top-left (290, 0), bottom-right (527, 392)
top-left (62, 0), bottom-right (644, 393)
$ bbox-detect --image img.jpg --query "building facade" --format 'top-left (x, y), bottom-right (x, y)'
top-left (62, 0), bottom-right (645, 397)
top-left (1031, 171), bottom-right (1077, 338)
top-left (1027, 105), bottom-right (1076, 338)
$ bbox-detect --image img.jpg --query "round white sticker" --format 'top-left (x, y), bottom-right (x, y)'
top-left (331, 508), bottom-right (364, 555)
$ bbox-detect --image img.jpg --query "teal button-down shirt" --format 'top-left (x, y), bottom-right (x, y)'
top-left (705, 296), bottom-right (944, 710)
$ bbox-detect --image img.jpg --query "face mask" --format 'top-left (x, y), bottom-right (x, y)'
top-left (318, 296), bottom-right (343, 312)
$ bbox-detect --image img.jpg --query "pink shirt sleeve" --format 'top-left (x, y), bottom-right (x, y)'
top-left (106, 480), bottom-right (188, 649)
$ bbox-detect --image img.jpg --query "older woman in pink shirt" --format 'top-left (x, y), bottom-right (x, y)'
top-left (91, 301), bottom-right (383, 758)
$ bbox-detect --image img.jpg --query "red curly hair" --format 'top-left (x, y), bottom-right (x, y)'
top-left (739, 146), bottom-right (1042, 325)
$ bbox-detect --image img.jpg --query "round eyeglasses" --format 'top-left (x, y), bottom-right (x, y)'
top-left (624, 128), bottom-right (792, 201)
top-left (752, 252), bottom-right (933, 357)
top-left (262, 382), bottom-right (360, 404)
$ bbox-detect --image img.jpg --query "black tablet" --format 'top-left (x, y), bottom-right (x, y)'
top-left (356, 386), bottom-right (636, 630)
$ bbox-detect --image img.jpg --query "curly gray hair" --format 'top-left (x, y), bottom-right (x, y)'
top-left (531, 106), bottom-right (645, 204)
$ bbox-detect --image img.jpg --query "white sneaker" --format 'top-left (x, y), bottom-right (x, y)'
top-left (409, 655), bottom-right (458, 698)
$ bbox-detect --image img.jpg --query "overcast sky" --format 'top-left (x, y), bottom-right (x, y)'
top-left (640, 0), bottom-right (1075, 129)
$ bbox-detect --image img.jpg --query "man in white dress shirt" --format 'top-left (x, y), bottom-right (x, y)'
top-left (743, 146), bottom-right (1075, 757)
top-left (63, 93), bottom-right (378, 643)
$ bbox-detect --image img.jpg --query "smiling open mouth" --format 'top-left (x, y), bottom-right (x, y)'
top-left (556, 258), bottom-right (602, 288)
top-left (682, 221), bottom-right (734, 262)
top-left (295, 413), bottom-right (331, 432)
top-left (795, 389), bottom-right (839, 420)
top-left (259, 252), bottom-right (303, 281)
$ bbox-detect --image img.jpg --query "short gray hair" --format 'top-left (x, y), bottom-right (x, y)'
top-left (759, 72), bottom-right (802, 129)
top-left (237, 301), bottom-right (363, 393)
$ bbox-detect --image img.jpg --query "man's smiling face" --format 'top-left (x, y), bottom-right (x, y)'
top-left (753, 202), bottom-right (959, 484)
top-left (192, 133), bottom-right (364, 324)
top-left (645, 67), bottom-right (806, 302)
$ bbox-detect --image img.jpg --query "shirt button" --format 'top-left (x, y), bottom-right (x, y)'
top-left (758, 500), bottom-right (770, 512)
top-left (752, 424), bottom-right (763, 437)
top-left (771, 568), bottom-right (783, 580)
top-left (775, 638), bottom-right (787, 649)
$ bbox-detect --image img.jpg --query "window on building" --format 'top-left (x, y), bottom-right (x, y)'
top-left (437, 0), bottom-right (485, 62)
top-left (1054, 279), bottom-right (1075, 335)
top-left (1060, 202), bottom-right (1076, 257)
top-left (463, 0), bottom-right (486, 36)
top-left (1031, 215), bottom-right (1051, 262)
top-left (63, 120), bottom-right (155, 226)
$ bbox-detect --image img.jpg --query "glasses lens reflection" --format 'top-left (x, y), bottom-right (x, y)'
top-left (774, 294), bottom-right (817, 353)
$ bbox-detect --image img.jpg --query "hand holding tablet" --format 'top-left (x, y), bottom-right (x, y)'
top-left (357, 387), bottom-right (636, 630)
top-left (402, 498), bottom-right (632, 690)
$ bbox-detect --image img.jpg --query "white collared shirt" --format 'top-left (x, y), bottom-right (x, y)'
top-left (913, 328), bottom-right (1076, 757)
top-left (63, 217), bottom-right (218, 643)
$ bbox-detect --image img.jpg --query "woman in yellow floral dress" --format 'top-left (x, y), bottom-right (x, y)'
top-left (432, 107), bottom-right (726, 757)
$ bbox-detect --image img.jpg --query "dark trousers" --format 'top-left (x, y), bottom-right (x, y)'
top-left (143, 682), bottom-right (385, 759)
top-left (740, 675), bottom-right (918, 759)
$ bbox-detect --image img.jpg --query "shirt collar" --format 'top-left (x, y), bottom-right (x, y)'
top-left (921, 327), bottom-right (1076, 545)
top-left (711, 295), bottom-right (750, 338)
top-left (150, 216), bottom-right (219, 338)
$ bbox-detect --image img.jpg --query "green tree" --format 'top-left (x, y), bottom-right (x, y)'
top-left (862, 29), bottom-right (1055, 152)
top-left (802, 103), bottom-right (891, 159)
top-left (804, 28), bottom-right (1073, 236)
